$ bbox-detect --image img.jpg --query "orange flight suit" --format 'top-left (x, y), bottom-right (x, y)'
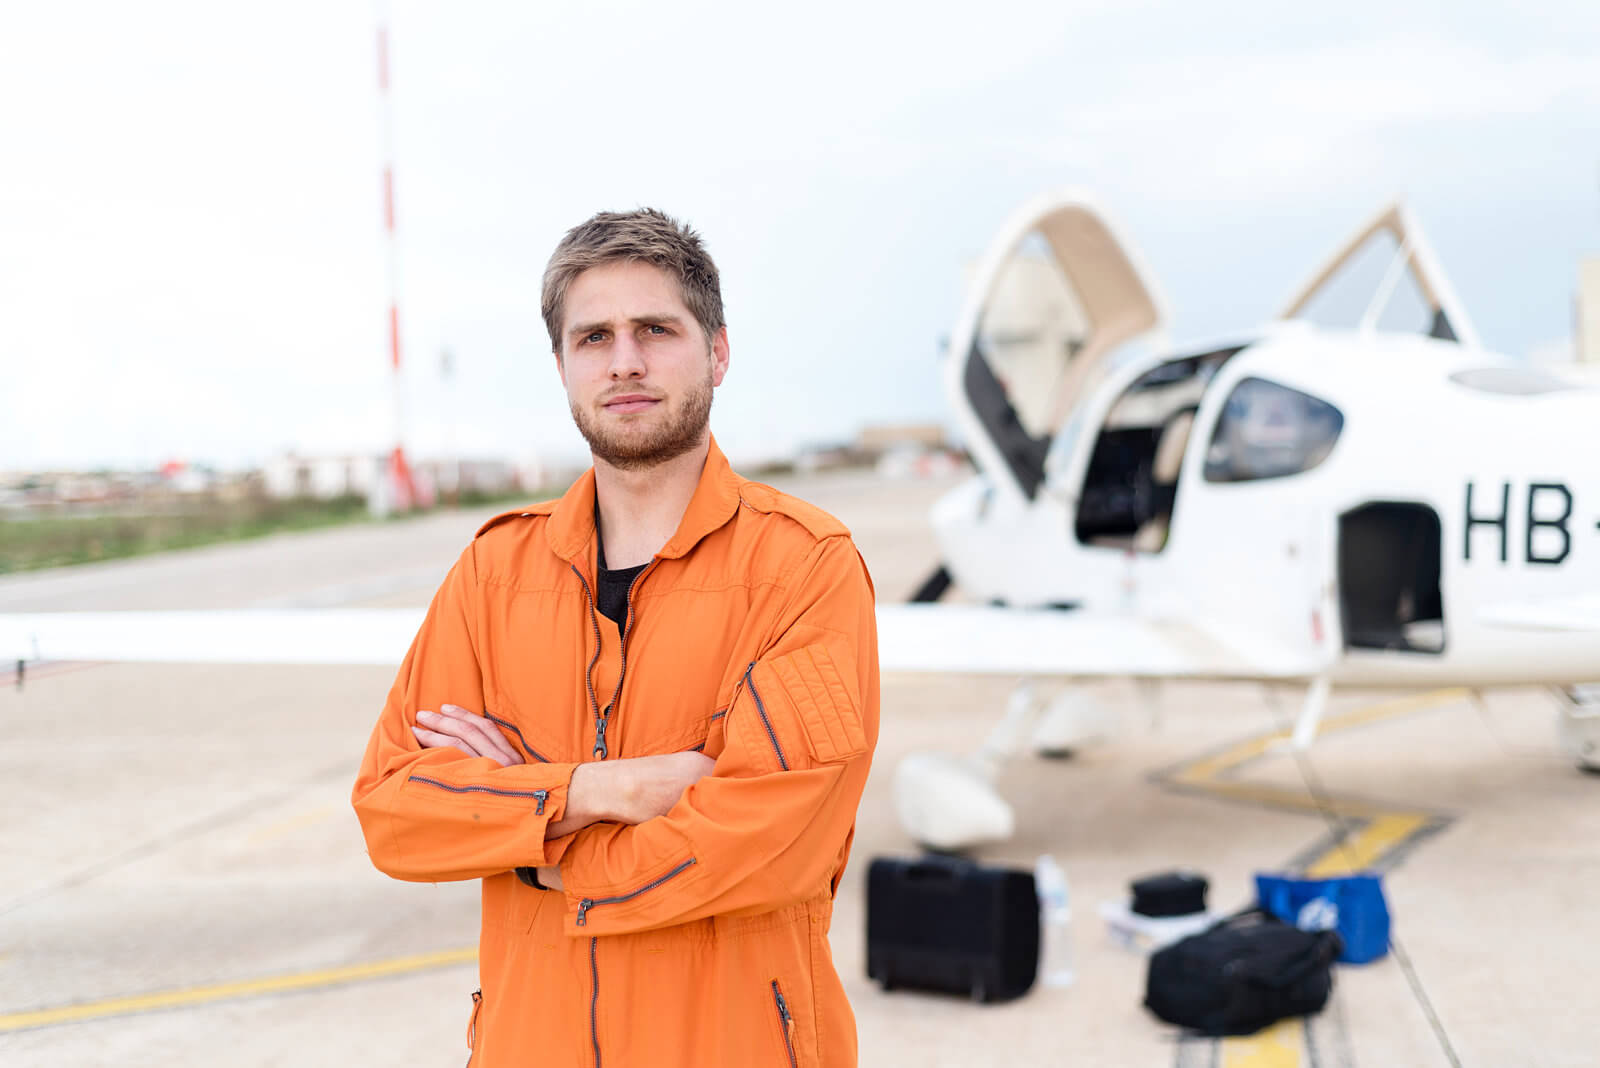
top-left (352, 437), bottom-right (879, 1067)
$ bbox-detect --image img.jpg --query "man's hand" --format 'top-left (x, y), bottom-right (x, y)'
top-left (538, 752), bottom-right (715, 887)
top-left (412, 704), bottom-right (524, 768)
top-left (548, 752), bottom-right (715, 836)
top-left (413, 704), bottom-right (711, 844)
top-left (607, 751), bottom-right (717, 824)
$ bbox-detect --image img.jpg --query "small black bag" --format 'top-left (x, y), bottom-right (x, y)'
top-left (1144, 908), bottom-right (1342, 1036)
top-left (866, 855), bottom-right (1039, 1003)
top-left (1131, 871), bottom-right (1209, 917)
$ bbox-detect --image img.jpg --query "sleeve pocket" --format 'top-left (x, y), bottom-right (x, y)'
top-left (763, 645), bottom-right (868, 766)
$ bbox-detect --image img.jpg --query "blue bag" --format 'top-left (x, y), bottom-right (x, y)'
top-left (1254, 872), bottom-right (1390, 964)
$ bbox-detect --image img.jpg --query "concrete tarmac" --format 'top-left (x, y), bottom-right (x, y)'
top-left (1, 470), bottom-right (1595, 1066)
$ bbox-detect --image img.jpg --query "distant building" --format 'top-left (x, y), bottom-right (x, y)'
top-left (262, 454), bottom-right (381, 501)
top-left (855, 423), bottom-right (949, 453)
top-left (261, 452), bottom-right (541, 503)
top-left (414, 457), bottom-right (524, 498)
top-left (1580, 257), bottom-right (1600, 364)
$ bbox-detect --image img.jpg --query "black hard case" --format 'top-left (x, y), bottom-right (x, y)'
top-left (866, 855), bottom-right (1039, 1003)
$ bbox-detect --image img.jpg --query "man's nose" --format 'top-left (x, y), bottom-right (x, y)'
top-left (607, 335), bottom-right (647, 379)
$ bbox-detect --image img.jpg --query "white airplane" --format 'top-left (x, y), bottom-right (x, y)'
top-left (4, 191), bottom-right (1597, 852)
top-left (876, 190), bottom-right (1600, 847)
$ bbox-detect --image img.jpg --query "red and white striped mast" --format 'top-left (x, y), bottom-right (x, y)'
top-left (375, 2), bottom-right (414, 514)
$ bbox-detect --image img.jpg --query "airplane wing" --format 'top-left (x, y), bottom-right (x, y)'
top-left (4, 604), bottom-right (1312, 680)
top-left (1478, 595), bottom-right (1600, 633)
top-left (876, 604), bottom-right (1309, 679)
top-left (0, 610), bottom-right (424, 666)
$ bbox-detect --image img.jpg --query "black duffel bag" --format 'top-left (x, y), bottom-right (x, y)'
top-left (1145, 908), bottom-right (1343, 1036)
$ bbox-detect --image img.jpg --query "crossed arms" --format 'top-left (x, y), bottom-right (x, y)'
top-left (412, 702), bottom-right (713, 890)
top-left (351, 535), bottom-right (879, 936)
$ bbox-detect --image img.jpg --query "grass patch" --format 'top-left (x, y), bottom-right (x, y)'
top-left (0, 483), bottom-right (571, 575)
top-left (0, 496), bottom-right (379, 574)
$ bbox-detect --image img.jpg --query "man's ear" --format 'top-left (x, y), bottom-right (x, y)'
top-left (710, 326), bottom-right (730, 387)
top-left (553, 347), bottom-right (566, 388)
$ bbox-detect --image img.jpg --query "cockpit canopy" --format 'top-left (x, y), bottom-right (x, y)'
top-left (954, 192), bottom-right (1168, 500)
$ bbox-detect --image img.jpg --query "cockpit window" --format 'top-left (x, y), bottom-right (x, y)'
top-left (1203, 378), bottom-right (1343, 483)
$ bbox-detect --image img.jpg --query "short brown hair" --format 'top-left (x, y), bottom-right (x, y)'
top-left (541, 208), bottom-right (725, 355)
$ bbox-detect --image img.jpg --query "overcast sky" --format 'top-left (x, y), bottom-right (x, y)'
top-left (2, 1), bottom-right (1597, 472)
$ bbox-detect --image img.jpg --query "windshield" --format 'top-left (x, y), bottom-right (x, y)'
top-left (1203, 377), bottom-right (1343, 483)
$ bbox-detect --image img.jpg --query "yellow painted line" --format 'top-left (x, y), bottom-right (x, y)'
top-left (245, 803), bottom-right (340, 846)
top-left (1305, 812), bottom-right (1432, 878)
top-left (1166, 688), bottom-right (1467, 823)
top-left (1173, 690), bottom-right (1467, 1068)
top-left (1220, 1017), bottom-right (1305, 1067)
top-left (1165, 776), bottom-right (1408, 822)
top-left (1178, 688), bottom-right (1471, 783)
top-left (0, 946), bottom-right (478, 1033)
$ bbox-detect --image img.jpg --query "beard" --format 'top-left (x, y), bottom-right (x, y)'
top-left (570, 366), bottom-right (715, 472)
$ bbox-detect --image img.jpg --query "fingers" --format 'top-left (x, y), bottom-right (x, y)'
top-left (410, 725), bottom-right (480, 760)
top-left (438, 705), bottom-right (525, 767)
top-left (413, 706), bottom-right (524, 768)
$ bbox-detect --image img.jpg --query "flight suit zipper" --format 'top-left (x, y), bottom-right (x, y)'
top-left (465, 988), bottom-right (482, 1065)
top-left (570, 565), bottom-right (606, 758)
top-left (603, 560), bottom-right (656, 759)
top-left (570, 560), bottom-right (657, 760)
top-left (771, 980), bottom-right (799, 1068)
top-left (410, 776), bottom-right (550, 810)
top-left (589, 937), bottom-right (601, 1068)
top-left (574, 857), bottom-right (696, 927)
top-left (483, 710), bottom-right (551, 763)
top-left (582, 856), bottom-right (695, 1068)
top-left (743, 663), bottom-right (789, 771)
top-left (571, 553), bottom-right (663, 1066)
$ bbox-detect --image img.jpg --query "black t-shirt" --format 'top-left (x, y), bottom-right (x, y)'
top-left (596, 535), bottom-right (647, 633)
top-left (597, 562), bottom-right (646, 632)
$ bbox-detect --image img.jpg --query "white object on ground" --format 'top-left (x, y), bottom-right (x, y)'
top-left (1098, 899), bottom-right (1217, 955)
top-left (1034, 854), bottom-right (1075, 988)
top-left (892, 751), bottom-right (1015, 850)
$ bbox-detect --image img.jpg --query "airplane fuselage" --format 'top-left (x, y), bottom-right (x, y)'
top-left (934, 328), bottom-right (1600, 688)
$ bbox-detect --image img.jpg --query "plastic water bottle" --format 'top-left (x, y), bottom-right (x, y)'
top-left (1034, 854), bottom-right (1075, 987)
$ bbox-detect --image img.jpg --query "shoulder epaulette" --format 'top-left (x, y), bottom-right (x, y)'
top-left (475, 501), bottom-right (557, 539)
top-left (737, 482), bottom-right (850, 541)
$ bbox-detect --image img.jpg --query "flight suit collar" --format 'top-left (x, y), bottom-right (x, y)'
top-left (546, 435), bottom-right (742, 565)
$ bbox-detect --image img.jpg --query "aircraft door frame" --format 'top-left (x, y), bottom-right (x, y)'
top-left (1064, 345), bottom-right (1247, 555)
top-left (945, 190), bottom-right (1170, 510)
top-left (1043, 352), bottom-right (1166, 544)
top-left (1161, 356), bottom-right (1343, 673)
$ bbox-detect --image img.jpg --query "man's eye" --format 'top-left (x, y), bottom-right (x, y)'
top-left (585, 332), bottom-right (606, 344)
top-left (646, 325), bottom-right (667, 335)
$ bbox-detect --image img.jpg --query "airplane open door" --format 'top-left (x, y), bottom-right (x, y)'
top-left (1279, 201), bottom-right (1480, 349)
top-left (948, 190), bottom-right (1169, 505)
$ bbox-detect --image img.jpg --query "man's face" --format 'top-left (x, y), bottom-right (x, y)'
top-left (557, 260), bottom-right (729, 471)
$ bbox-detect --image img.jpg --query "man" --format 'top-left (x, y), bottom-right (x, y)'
top-left (352, 208), bottom-right (879, 1067)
